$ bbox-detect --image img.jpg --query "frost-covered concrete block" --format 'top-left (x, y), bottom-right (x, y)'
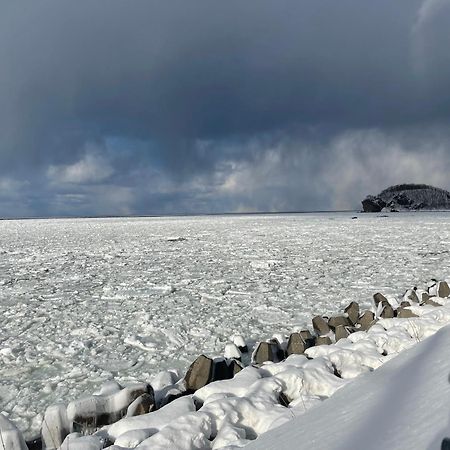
top-left (373, 292), bottom-right (388, 306)
top-left (344, 302), bottom-right (359, 325)
top-left (184, 355), bottom-right (213, 392)
top-left (403, 288), bottom-right (419, 303)
top-left (380, 300), bottom-right (394, 319)
top-left (316, 336), bottom-right (332, 346)
top-left (67, 382), bottom-right (152, 431)
top-left (335, 325), bottom-right (350, 341)
top-left (300, 329), bottom-right (314, 342)
top-left (312, 316), bottom-right (330, 336)
top-left (41, 403), bottom-right (70, 449)
top-left (437, 281), bottom-right (450, 298)
top-left (252, 341), bottom-right (284, 365)
top-left (357, 310), bottom-right (376, 330)
top-left (328, 315), bottom-right (352, 330)
top-left (286, 333), bottom-right (306, 355)
top-left (287, 332), bottom-right (315, 356)
top-left (397, 308), bottom-right (418, 318)
top-left (0, 413), bottom-right (28, 450)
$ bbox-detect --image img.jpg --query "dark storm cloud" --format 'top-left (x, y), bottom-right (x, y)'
top-left (0, 0), bottom-right (449, 216)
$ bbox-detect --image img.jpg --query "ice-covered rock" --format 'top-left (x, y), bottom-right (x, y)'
top-left (361, 184), bottom-right (450, 212)
top-left (67, 382), bottom-right (153, 432)
top-left (0, 413), bottom-right (28, 450)
top-left (224, 343), bottom-right (242, 360)
top-left (150, 370), bottom-right (183, 407)
top-left (231, 335), bottom-right (248, 353)
top-left (41, 403), bottom-right (70, 449)
top-left (151, 370), bottom-right (180, 392)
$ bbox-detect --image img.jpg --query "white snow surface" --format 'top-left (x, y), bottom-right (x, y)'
top-left (248, 320), bottom-right (450, 450)
top-left (0, 212), bottom-right (449, 437)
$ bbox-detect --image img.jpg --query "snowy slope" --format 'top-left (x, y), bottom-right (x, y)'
top-left (247, 324), bottom-right (450, 450)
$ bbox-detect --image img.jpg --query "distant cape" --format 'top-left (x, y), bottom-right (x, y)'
top-left (361, 184), bottom-right (450, 212)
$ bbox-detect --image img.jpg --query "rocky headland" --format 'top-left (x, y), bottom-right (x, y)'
top-left (361, 184), bottom-right (450, 212)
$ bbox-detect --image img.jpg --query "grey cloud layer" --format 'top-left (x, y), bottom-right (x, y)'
top-left (0, 0), bottom-right (449, 216)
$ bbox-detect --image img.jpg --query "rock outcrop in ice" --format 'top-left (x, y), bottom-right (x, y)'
top-left (361, 184), bottom-right (450, 212)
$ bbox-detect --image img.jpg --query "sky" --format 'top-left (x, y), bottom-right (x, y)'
top-left (1, 0), bottom-right (450, 217)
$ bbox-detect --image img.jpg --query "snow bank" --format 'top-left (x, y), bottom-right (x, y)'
top-left (247, 322), bottom-right (450, 450)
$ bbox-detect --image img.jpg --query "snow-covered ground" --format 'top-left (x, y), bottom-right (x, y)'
top-left (248, 316), bottom-right (450, 450)
top-left (0, 212), bottom-right (449, 437)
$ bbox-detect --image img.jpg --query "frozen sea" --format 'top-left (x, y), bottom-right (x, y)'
top-left (0, 211), bottom-right (449, 437)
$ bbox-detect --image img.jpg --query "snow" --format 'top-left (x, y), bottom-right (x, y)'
top-left (107, 395), bottom-right (196, 441)
top-left (0, 212), bottom-right (449, 437)
top-left (224, 344), bottom-right (241, 360)
top-left (247, 323), bottom-right (450, 450)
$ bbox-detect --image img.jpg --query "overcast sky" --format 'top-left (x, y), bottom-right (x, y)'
top-left (1, 0), bottom-right (450, 217)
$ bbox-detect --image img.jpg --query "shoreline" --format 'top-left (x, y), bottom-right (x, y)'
top-left (3, 279), bottom-right (449, 449)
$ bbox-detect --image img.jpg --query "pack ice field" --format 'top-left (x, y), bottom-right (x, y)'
top-left (0, 212), bottom-right (449, 437)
